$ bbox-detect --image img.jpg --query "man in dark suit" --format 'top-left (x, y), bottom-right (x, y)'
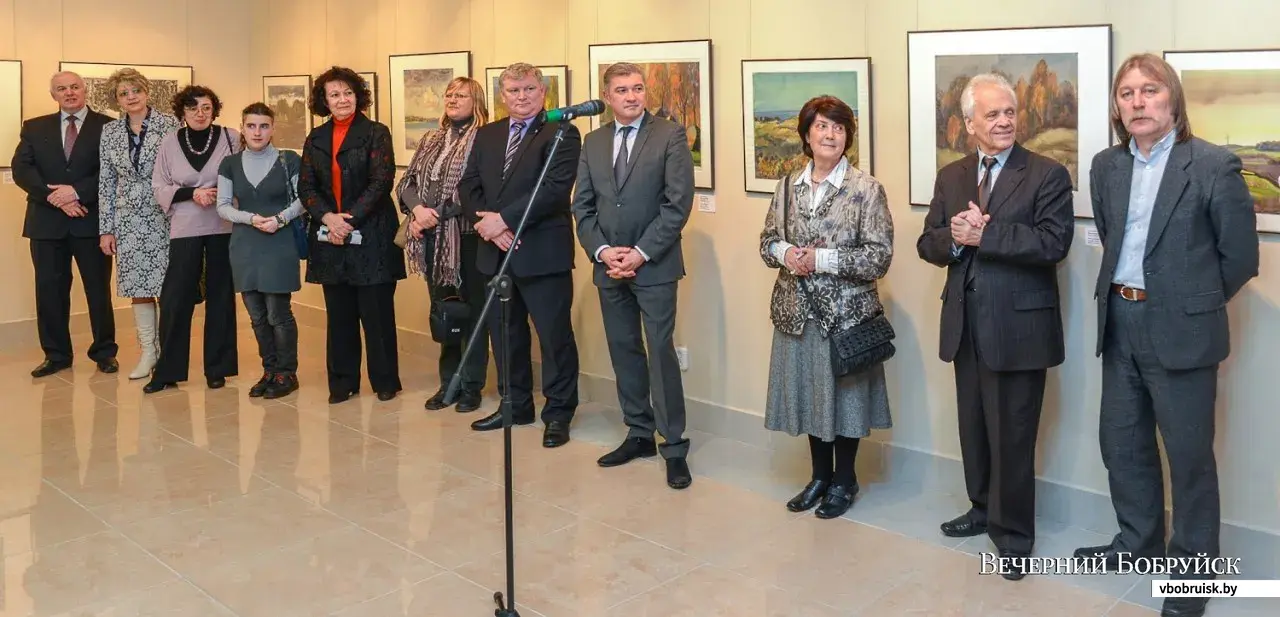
top-left (1072, 54), bottom-right (1258, 617)
top-left (571, 62), bottom-right (695, 489)
top-left (11, 71), bottom-right (117, 377)
top-left (916, 73), bottom-right (1074, 579)
top-left (459, 63), bottom-right (582, 448)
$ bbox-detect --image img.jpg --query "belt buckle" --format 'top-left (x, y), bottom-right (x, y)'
top-left (1120, 286), bottom-right (1138, 301)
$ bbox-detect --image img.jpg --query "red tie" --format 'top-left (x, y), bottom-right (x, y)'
top-left (64, 115), bottom-right (78, 160)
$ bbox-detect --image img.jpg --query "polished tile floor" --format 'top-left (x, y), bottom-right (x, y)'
top-left (1, 323), bottom-right (1275, 616)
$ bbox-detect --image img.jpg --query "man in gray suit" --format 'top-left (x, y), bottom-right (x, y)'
top-left (1073, 53), bottom-right (1258, 617)
top-left (571, 62), bottom-right (695, 489)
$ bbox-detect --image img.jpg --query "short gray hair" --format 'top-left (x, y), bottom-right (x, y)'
top-left (499, 62), bottom-right (543, 87)
top-left (960, 73), bottom-right (1016, 120)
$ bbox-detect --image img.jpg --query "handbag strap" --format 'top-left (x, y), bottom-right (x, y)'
top-left (276, 150), bottom-right (299, 218)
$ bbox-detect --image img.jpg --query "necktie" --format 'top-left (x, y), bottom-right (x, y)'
top-left (614, 125), bottom-right (633, 187)
top-left (503, 120), bottom-right (526, 177)
top-left (978, 155), bottom-right (997, 211)
top-left (64, 115), bottom-right (78, 160)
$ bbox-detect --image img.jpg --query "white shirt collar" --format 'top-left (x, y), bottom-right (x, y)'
top-left (61, 107), bottom-right (88, 123)
top-left (614, 112), bottom-right (644, 134)
top-left (794, 156), bottom-right (849, 188)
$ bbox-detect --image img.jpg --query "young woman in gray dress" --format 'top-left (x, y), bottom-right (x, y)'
top-left (214, 103), bottom-right (303, 399)
top-left (758, 95), bottom-right (895, 520)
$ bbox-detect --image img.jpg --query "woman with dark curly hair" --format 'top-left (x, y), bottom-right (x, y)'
top-left (143, 84), bottom-right (241, 393)
top-left (298, 66), bottom-right (405, 403)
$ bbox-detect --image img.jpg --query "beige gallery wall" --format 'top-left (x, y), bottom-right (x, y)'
top-left (0, 0), bottom-right (1277, 534)
top-left (0, 0), bottom-right (258, 322)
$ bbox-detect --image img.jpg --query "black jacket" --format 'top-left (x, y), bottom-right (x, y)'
top-left (11, 108), bottom-right (112, 240)
top-left (298, 113), bottom-right (406, 286)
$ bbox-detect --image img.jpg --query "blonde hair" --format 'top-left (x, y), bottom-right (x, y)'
top-left (1110, 53), bottom-right (1192, 144)
top-left (104, 67), bottom-right (151, 100)
top-left (498, 63), bottom-right (544, 89)
top-left (439, 77), bottom-right (489, 128)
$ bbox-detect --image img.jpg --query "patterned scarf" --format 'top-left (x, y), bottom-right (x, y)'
top-left (395, 118), bottom-right (478, 287)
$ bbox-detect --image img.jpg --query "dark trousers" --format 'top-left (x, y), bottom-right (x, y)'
top-left (153, 234), bottom-right (238, 383)
top-left (599, 281), bottom-right (687, 458)
top-left (954, 290), bottom-right (1046, 555)
top-left (425, 232), bottom-right (488, 392)
top-left (322, 281), bottom-right (401, 395)
top-left (487, 271), bottom-right (578, 424)
top-left (30, 237), bottom-right (117, 365)
top-left (243, 291), bottom-right (298, 374)
top-left (1100, 294), bottom-right (1220, 578)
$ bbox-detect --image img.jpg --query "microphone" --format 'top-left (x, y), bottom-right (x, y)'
top-left (544, 100), bottom-right (606, 122)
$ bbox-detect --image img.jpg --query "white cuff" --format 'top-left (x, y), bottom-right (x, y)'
top-left (594, 245), bottom-right (610, 262)
top-left (815, 248), bottom-right (838, 274)
top-left (771, 240), bottom-right (796, 265)
top-left (634, 246), bottom-right (650, 262)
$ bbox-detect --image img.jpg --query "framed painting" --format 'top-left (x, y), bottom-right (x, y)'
top-left (906, 25), bottom-right (1112, 218)
top-left (1166, 48), bottom-right (1280, 233)
top-left (0, 60), bottom-right (21, 168)
top-left (59, 61), bottom-right (192, 120)
top-left (740, 57), bottom-right (873, 194)
top-left (485, 64), bottom-right (568, 121)
top-left (388, 51), bottom-right (472, 165)
top-left (588, 39), bottom-right (714, 189)
top-left (263, 74), bottom-right (312, 153)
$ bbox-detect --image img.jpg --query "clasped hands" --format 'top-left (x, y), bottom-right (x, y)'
top-left (321, 212), bottom-right (355, 245)
top-left (250, 214), bottom-right (281, 234)
top-left (600, 247), bottom-right (645, 279)
top-left (950, 201), bottom-right (990, 247)
top-left (474, 210), bottom-right (519, 251)
top-left (784, 246), bottom-right (818, 276)
top-left (46, 184), bottom-right (85, 218)
top-left (407, 205), bottom-right (440, 239)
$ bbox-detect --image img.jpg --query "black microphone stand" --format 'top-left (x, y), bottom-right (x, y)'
top-left (440, 116), bottom-right (575, 617)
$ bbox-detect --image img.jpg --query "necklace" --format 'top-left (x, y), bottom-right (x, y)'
top-left (183, 126), bottom-right (212, 155)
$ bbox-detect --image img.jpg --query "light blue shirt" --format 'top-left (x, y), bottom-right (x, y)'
top-left (951, 145), bottom-right (1013, 258)
top-left (1113, 129), bottom-right (1176, 288)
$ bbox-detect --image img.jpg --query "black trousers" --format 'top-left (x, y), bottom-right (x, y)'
top-left (322, 281), bottom-right (401, 395)
top-left (30, 237), bottom-right (117, 365)
top-left (242, 291), bottom-right (298, 374)
top-left (152, 234), bottom-right (238, 383)
top-left (425, 232), bottom-right (488, 392)
top-left (487, 271), bottom-right (578, 424)
top-left (1100, 294), bottom-right (1220, 578)
top-left (954, 290), bottom-right (1046, 555)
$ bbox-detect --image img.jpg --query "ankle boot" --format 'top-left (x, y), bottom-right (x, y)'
top-left (129, 302), bottom-right (159, 380)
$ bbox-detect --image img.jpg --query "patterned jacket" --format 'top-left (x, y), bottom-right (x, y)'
top-left (758, 160), bottom-right (894, 336)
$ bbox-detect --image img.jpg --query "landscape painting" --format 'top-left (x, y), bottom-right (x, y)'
top-left (934, 54), bottom-right (1079, 186)
top-left (907, 25), bottom-right (1112, 218)
top-left (589, 40), bottom-right (714, 189)
top-left (59, 61), bottom-right (192, 121)
top-left (741, 57), bottom-right (872, 193)
top-left (485, 65), bottom-right (568, 121)
top-left (1167, 49), bottom-right (1280, 233)
top-left (388, 51), bottom-right (471, 165)
top-left (262, 75), bottom-right (311, 152)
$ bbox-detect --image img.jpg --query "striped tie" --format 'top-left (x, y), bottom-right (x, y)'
top-left (504, 120), bottom-right (526, 177)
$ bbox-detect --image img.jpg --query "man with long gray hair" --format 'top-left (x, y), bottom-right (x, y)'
top-left (916, 72), bottom-right (1074, 580)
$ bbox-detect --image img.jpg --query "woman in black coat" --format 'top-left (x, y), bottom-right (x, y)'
top-left (298, 66), bottom-right (405, 403)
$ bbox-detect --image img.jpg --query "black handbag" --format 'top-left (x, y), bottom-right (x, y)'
top-left (429, 294), bottom-right (471, 344)
top-left (781, 173), bottom-right (896, 377)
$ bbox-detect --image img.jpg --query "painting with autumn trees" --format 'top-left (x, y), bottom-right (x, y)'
top-left (934, 53), bottom-right (1080, 187)
top-left (596, 61), bottom-right (703, 166)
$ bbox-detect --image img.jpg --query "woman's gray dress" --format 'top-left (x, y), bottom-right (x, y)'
top-left (217, 148), bottom-right (303, 294)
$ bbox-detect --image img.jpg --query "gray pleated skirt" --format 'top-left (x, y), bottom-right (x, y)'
top-left (764, 322), bottom-right (892, 441)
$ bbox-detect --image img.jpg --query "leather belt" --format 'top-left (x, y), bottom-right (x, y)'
top-left (1111, 284), bottom-right (1147, 301)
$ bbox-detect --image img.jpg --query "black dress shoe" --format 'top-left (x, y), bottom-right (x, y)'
top-left (249, 373), bottom-right (273, 397)
top-left (543, 420), bottom-right (570, 448)
top-left (665, 457), bottom-right (692, 489)
top-left (207, 377), bottom-right (226, 389)
top-left (143, 380), bottom-right (175, 394)
top-left (597, 437), bottom-right (657, 467)
top-left (424, 389), bottom-right (447, 410)
top-left (456, 389), bottom-right (482, 412)
top-left (1161, 597), bottom-right (1208, 617)
top-left (377, 390), bottom-right (397, 402)
top-left (999, 550), bottom-right (1030, 581)
top-left (1073, 543), bottom-right (1122, 571)
top-left (31, 360), bottom-right (71, 378)
top-left (96, 358), bottom-right (119, 374)
top-left (329, 389), bottom-right (358, 404)
top-left (940, 512), bottom-right (988, 537)
top-left (786, 480), bottom-right (830, 512)
top-left (471, 408), bottom-right (534, 431)
top-left (815, 483), bottom-right (857, 519)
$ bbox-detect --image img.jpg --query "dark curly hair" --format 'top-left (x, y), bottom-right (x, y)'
top-left (172, 85), bottom-right (223, 121)
top-left (310, 66), bottom-right (372, 117)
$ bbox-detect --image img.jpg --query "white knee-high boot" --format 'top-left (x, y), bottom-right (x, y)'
top-left (129, 302), bottom-right (159, 380)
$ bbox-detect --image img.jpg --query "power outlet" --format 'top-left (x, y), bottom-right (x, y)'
top-left (675, 346), bottom-right (689, 371)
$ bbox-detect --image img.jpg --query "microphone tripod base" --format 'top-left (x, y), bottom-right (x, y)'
top-left (494, 591), bottom-right (520, 616)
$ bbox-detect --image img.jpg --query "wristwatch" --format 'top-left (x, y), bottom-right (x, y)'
top-left (275, 214), bottom-right (286, 227)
